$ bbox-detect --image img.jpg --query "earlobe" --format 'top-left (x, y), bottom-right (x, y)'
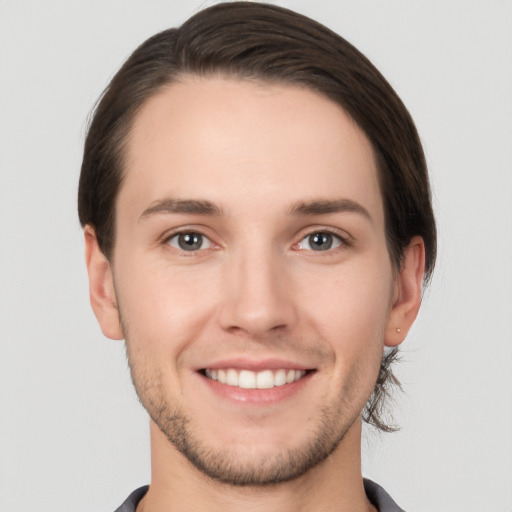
top-left (84, 225), bottom-right (124, 340)
top-left (385, 236), bottom-right (426, 347)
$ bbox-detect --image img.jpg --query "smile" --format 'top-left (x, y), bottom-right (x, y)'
top-left (204, 368), bottom-right (307, 389)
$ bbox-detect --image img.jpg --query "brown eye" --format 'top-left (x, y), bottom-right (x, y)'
top-left (168, 232), bottom-right (211, 251)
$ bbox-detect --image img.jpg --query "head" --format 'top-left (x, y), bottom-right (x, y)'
top-left (79, 1), bottom-right (436, 483)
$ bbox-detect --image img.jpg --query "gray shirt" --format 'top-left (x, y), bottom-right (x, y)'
top-left (114, 479), bottom-right (406, 511)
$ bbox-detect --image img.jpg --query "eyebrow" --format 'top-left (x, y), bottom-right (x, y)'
top-left (289, 199), bottom-right (372, 221)
top-left (139, 198), bottom-right (223, 221)
top-left (139, 197), bottom-right (372, 222)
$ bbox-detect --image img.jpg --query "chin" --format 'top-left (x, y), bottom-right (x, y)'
top-left (149, 402), bottom-right (357, 487)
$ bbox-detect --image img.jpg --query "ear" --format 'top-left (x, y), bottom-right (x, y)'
top-left (84, 225), bottom-right (123, 340)
top-left (385, 236), bottom-right (426, 347)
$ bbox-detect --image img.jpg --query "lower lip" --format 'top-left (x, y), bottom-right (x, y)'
top-left (199, 371), bottom-right (313, 404)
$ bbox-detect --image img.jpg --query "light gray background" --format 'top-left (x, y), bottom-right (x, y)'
top-left (1, 1), bottom-right (511, 511)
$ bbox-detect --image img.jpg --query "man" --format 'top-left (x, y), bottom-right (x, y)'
top-left (79, 2), bottom-right (436, 511)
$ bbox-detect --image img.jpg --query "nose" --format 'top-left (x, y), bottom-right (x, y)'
top-left (218, 247), bottom-right (298, 338)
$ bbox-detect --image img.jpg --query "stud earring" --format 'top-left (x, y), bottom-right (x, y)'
top-left (396, 328), bottom-right (401, 333)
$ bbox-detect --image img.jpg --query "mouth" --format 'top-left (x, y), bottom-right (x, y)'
top-left (201, 368), bottom-right (310, 389)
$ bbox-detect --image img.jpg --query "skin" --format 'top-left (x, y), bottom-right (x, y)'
top-left (85, 76), bottom-right (425, 512)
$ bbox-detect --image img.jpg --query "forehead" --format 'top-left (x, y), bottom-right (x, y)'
top-left (120, 76), bottom-right (383, 224)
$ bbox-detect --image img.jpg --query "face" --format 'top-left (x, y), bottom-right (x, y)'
top-left (96, 77), bottom-right (404, 485)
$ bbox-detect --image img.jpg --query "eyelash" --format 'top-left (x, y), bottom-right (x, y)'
top-left (162, 229), bottom-right (218, 255)
top-left (294, 228), bottom-right (350, 253)
top-left (161, 227), bottom-right (351, 255)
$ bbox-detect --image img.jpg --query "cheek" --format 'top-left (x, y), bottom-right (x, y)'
top-left (113, 258), bottom-right (219, 355)
top-left (300, 258), bottom-right (394, 338)
top-left (297, 256), bottom-right (394, 391)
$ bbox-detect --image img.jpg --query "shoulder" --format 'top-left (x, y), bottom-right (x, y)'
top-left (113, 486), bottom-right (149, 512)
top-left (364, 479), bottom-right (407, 512)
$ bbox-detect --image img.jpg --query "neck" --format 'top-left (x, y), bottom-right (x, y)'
top-left (138, 417), bottom-right (376, 512)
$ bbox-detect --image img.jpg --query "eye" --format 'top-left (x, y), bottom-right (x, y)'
top-left (297, 232), bottom-right (344, 252)
top-left (167, 232), bottom-right (212, 252)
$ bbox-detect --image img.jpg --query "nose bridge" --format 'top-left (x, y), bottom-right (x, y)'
top-left (219, 239), bottom-right (296, 336)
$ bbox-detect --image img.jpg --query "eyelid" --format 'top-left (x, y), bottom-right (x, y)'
top-left (160, 226), bottom-right (220, 253)
top-left (157, 224), bottom-right (352, 253)
top-left (293, 226), bottom-right (353, 251)
top-left (167, 232), bottom-right (212, 251)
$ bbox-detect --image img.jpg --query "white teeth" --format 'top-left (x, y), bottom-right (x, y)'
top-left (204, 368), bottom-right (307, 389)
top-left (239, 370), bottom-right (256, 389)
top-left (226, 369), bottom-right (239, 386)
top-left (256, 370), bottom-right (274, 389)
top-left (274, 369), bottom-right (286, 386)
top-left (205, 369), bottom-right (218, 380)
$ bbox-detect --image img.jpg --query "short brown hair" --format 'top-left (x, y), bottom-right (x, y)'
top-left (78, 1), bottom-right (436, 431)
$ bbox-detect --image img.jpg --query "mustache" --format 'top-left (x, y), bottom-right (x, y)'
top-left (180, 335), bottom-right (332, 367)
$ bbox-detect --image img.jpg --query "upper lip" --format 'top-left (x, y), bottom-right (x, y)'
top-left (196, 357), bottom-right (314, 372)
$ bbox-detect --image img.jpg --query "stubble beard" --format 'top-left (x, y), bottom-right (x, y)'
top-left (149, 396), bottom-right (354, 486)
top-left (125, 347), bottom-right (363, 487)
